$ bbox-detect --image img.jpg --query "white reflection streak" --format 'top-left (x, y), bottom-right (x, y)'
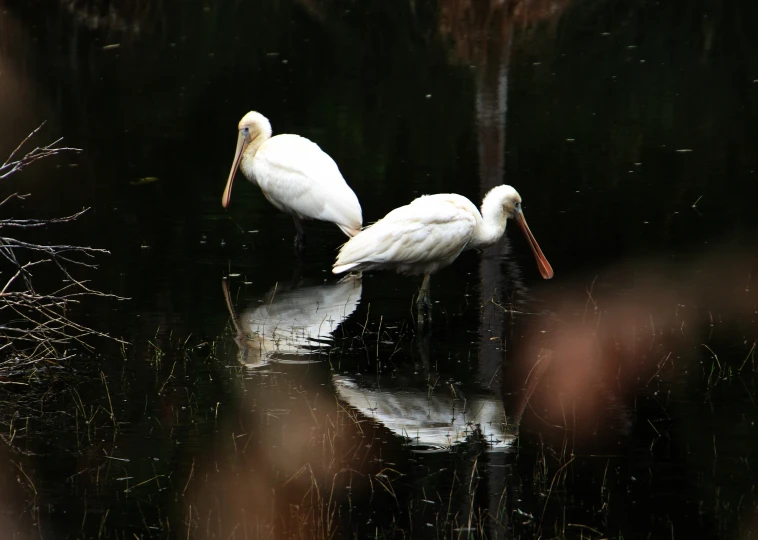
top-left (333, 376), bottom-right (515, 451)
top-left (222, 274), bottom-right (362, 367)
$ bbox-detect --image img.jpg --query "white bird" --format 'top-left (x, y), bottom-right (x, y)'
top-left (222, 111), bottom-right (363, 252)
top-left (332, 185), bottom-right (553, 324)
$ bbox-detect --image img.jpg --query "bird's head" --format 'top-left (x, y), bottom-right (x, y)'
top-left (222, 111), bottom-right (273, 208)
top-left (497, 185), bottom-right (523, 219)
top-left (237, 111), bottom-right (273, 143)
top-left (487, 184), bottom-right (554, 280)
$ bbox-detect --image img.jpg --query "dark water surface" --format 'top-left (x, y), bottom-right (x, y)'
top-left (1, 0), bottom-right (757, 538)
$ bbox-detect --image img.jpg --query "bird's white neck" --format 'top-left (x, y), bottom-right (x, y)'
top-left (246, 131), bottom-right (270, 158)
top-left (240, 130), bottom-right (271, 179)
top-left (471, 190), bottom-right (510, 248)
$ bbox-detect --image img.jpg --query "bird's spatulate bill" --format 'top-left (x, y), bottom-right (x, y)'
top-left (222, 131), bottom-right (248, 208)
top-left (515, 211), bottom-right (554, 279)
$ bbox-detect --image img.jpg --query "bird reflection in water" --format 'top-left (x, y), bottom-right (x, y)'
top-left (332, 332), bottom-right (547, 452)
top-left (222, 273), bottom-right (362, 368)
top-left (333, 373), bottom-right (514, 452)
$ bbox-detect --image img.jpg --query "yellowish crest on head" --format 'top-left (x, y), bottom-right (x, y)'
top-left (238, 111), bottom-right (272, 139)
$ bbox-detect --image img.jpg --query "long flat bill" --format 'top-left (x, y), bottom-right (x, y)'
top-left (222, 131), bottom-right (247, 208)
top-left (515, 211), bottom-right (554, 279)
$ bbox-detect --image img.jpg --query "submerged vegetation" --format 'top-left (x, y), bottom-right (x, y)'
top-left (0, 124), bottom-right (129, 489)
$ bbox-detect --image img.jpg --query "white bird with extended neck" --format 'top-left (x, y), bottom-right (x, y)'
top-left (222, 111), bottom-right (363, 253)
top-left (332, 185), bottom-right (553, 325)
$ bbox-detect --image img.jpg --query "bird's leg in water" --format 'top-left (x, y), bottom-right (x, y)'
top-left (415, 330), bottom-right (432, 375)
top-left (290, 255), bottom-right (305, 286)
top-left (416, 273), bottom-right (432, 329)
top-left (293, 216), bottom-right (306, 254)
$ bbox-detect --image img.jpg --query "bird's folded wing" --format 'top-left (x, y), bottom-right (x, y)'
top-left (334, 200), bottom-right (477, 267)
top-left (254, 135), bottom-right (362, 232)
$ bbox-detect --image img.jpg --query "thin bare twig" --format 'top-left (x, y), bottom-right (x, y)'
top-left (0, 122), bottom-right (81, 179)
top-left (0, 124), bottom-right (127, 381)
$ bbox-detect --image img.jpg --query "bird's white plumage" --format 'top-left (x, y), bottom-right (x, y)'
top-left (223, 111), bottom-right (363, 238)
top-left (244, 134), bottom-right (362, 236)
top-left (332, 185), bottom-right (553, 325)
top-left (333, 193), bottom-right (481, 275)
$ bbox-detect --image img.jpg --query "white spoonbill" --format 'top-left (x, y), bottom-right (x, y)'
top-left (332, 185), bottom-right (553, 324)
top-left (222, 111), bottom-right (363, 252)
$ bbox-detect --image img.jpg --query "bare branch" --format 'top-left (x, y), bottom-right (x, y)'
top-left (0, 123), bottom-right (127, 383)
top-left (0, 208), bottom-right (91, 228)
top-left (0, 122), bottom-right (81, 180)
top-left (1, 122), bottom-right (47, 167)
top-left (0, 193), bottom-right (30, 208)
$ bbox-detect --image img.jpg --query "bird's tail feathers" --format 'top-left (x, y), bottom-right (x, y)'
top-left (333, 262), bottom-right (359, 274)
top-left (337, 223), bottom-right (362, 238)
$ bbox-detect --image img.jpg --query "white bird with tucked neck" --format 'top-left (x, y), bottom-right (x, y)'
top-left (222, 111), bottom-right (363, 252)
top-left (332, 185), bottom-right (553, 324)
